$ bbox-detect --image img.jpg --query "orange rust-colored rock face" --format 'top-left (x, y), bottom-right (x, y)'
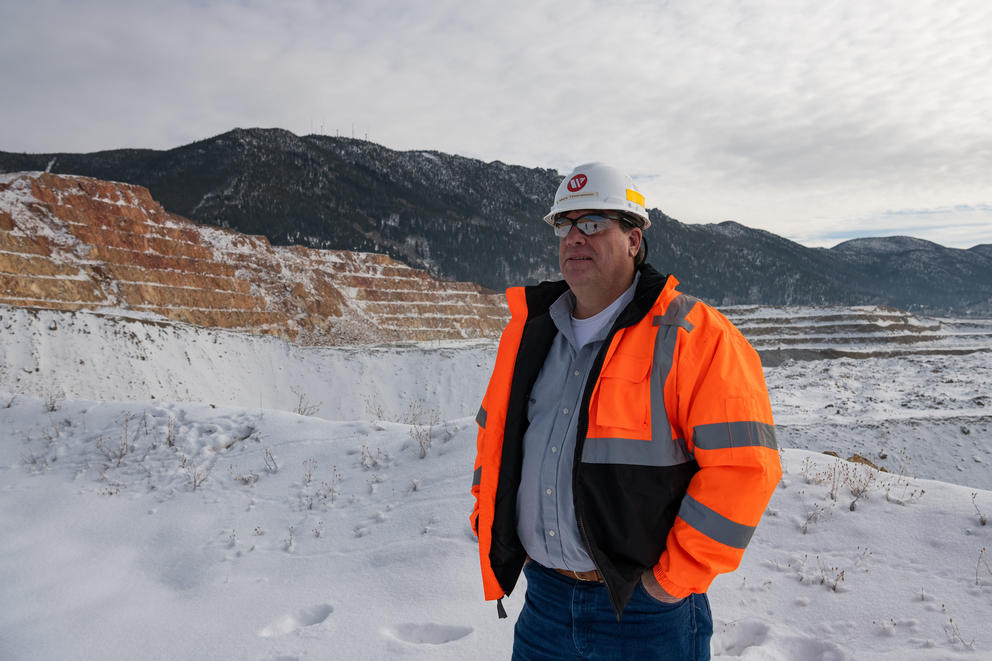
top-left (0, 172), bottom-right (509, 343)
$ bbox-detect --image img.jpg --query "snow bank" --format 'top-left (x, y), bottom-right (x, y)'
top-left (1, 304), bottom-right (991, 659)
top-left (0, 305), bottom-right (495, 423)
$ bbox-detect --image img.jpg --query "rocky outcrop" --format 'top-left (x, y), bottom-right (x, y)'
top-left (0, 172), bottom-right (509, 342)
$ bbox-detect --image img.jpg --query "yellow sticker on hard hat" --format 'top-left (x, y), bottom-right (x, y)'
top-left (626, 188), bottom-right (645, 207)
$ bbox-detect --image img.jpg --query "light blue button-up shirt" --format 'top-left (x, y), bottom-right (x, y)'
top-left (516, 275), bottom-right (639, 571)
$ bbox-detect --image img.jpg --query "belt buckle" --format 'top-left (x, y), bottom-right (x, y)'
top-left (571, 569), bottom-right (600, 582)
top-left (551, 565), bottom-right (601, 583)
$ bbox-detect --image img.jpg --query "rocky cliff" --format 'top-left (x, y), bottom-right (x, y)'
top-left (0, 172), bottom-right (508, 342)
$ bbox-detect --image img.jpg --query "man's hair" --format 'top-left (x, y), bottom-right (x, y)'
top-left (618, 215), bottom-right (647, 267)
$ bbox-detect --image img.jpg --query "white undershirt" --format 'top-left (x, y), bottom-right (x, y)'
top-left (569, 278), bottom-right (638, 348)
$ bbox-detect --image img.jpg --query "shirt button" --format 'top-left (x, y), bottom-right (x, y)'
top-left (551, 446), bottom-right (558, 453)
top-left (548, 530), bottom-right (556, 537)
top-left (546, 488), bottom-right (553, 495)
top-left (562, 408), bottom-right (569, 415)
top-left (573, 370), bottom-right (580, 377)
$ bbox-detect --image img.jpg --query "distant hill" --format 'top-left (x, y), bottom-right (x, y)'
top-left (828, 237), bottom-right (992, 313)
top-left (3, 128), bottom-right (991, 315)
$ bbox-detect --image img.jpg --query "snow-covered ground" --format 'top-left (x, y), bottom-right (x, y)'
top-left (2, 305), bottom-right (991, 660)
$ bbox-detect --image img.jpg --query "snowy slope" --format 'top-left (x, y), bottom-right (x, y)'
top-left (1, 307), bottom-right (991, 660)
top-left (0, 305), bottom-right (493, 423)
top-left (4, 304), bottom-right (989, 489)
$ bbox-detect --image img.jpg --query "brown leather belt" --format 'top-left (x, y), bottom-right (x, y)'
top-left (553, 567), bottom-right (604, 583)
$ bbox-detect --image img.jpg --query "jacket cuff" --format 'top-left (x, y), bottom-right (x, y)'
top-left (653, 564), bottom-right (693, 599)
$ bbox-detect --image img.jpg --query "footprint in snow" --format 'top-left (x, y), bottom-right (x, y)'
top-left (382, 623), bottom-right (473, 645)
top-left (258, 604), bottom-right (334, 638)
top-left (713, 617), bottom-right (847, 659)
top-left (713, 618), bottom-right (770, 655)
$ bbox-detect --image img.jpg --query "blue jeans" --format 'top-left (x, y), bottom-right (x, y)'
top-left (512, 562), bottom-right (712, 660)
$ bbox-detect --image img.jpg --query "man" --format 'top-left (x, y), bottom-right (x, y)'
top-left (470, 163), bottom-right (781, 660)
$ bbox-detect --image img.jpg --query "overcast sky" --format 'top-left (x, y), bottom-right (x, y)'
top-left (2, 0), bottom-right (990, 248)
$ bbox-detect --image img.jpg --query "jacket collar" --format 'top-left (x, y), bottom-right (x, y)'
top-left (521, 263), bottom-right (672, 325)
top-left (616, 263), bottom-right (672, 328)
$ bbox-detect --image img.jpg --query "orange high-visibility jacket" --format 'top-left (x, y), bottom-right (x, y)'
top-left (470, 265), bottom-right (782, 618)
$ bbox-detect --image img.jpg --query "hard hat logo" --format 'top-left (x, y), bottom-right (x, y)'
top-left (567, 174), bottom-right (588, 192)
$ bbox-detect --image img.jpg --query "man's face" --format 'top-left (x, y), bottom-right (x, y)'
top-left (557, 209), bottom-right (640, 292)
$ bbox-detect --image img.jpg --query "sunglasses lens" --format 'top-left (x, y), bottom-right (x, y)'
top-left (553, 213), bottom-right (616, 237)
top-left (577, 220), bottom-right (608, 235)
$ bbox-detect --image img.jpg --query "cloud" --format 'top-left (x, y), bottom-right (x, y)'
top-left (1, 0), bottom-right (990, 247)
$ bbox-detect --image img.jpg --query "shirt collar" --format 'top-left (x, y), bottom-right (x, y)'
top-left (548, 272), bottom-right (641, 349)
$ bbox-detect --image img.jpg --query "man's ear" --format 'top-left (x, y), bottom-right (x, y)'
top-left (628, 228), bottom-right (642, 257)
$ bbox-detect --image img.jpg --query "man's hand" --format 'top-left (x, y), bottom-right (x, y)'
top-left (640, 569), bottom-right (683, 604)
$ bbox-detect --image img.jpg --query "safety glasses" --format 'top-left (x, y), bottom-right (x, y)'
top-left (552, 212), bottom-right (624, 238)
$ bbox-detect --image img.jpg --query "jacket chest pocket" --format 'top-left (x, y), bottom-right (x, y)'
top-left (591, 354), bottom-right (652, 437)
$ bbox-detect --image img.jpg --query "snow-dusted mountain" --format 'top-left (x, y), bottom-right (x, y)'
top-left (833, 236), bottom-right (940, 254)
top-left (3, 128), bottom-right (991, 314)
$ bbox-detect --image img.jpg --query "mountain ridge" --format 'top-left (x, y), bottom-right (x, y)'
top-left (3, 127), bottom-right (991, 315)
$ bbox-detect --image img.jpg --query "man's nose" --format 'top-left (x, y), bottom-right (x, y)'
top-left (564, 224), bottom-right (586, 244)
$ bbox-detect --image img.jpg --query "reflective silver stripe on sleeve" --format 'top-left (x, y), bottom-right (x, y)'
top-left (472, 466), bottom-right (482, 487)
top-left (476, 405), bottom-right (487, 429)
top-left (678, 494), bottom-right (755, 550)
top-left (582, 436), bottom-right (691, 466)
top-left (693, 421), bottom-right (778, 451)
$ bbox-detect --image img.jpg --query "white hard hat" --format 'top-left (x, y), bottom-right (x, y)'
top-left (543, 162), bottom-right (650, 229)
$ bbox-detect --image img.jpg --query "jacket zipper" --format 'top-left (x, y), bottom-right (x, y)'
top-left (573, 329), bottom-right (624, 621)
